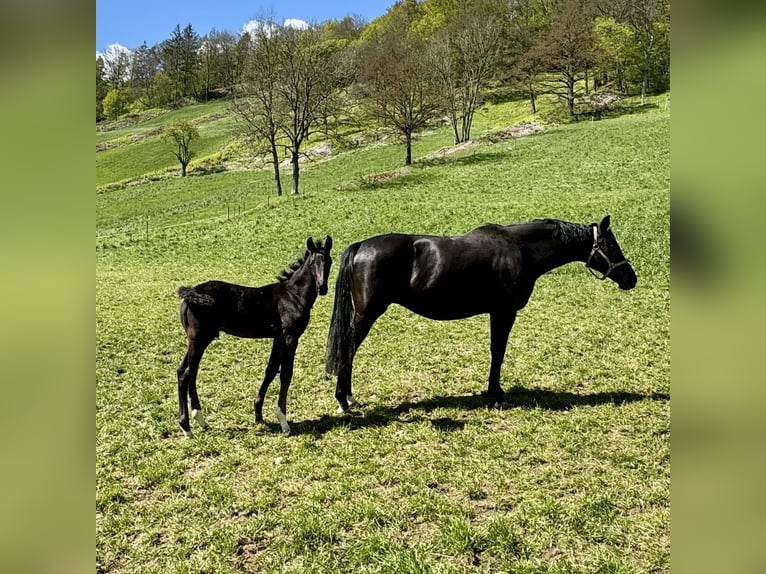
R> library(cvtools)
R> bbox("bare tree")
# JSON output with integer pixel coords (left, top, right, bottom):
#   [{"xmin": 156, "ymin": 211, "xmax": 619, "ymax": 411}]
[
  {"xmin": 532, "ymin": 0, "xmax": 597, "ymax": 118},
  {"xmin": 360, "ymin": 15, "xmax": 440, "ymax": 166},
  {"xmin": 163, "ymin": 121, "xmax": 199, "ymax": 176},
  {"xmin": 231, "ymin": 21, "xmax": 285, "ymax": 196},
  {"xmin": 274, "ymin": 25, "xmax": 350, "ymax": 195},
  {"xmin": 428, "ymin": 1, "xmax": 502, "ymax": 144}
]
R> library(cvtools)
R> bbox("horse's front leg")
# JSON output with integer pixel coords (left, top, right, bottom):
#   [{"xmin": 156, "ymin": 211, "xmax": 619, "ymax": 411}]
[
  {"xmin": 488, "ymin": 312, "xmax": 516, "ymax": 407},
  {"xmin": 255, "ymin": 338, "xmax": 282, "ymax": 423},
  {"xmin": 275, "ymin": 336, "xmax": 298, "ymax": 433}
]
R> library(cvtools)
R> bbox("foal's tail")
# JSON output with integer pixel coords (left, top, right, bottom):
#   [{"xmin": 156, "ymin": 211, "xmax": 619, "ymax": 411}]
[{"xmin": 326, "ymin": 243, "xmax": 360, "ymax": 377}]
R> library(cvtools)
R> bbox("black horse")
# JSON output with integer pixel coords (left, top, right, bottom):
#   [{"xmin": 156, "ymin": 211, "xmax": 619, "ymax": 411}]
[
  {"xmin": 326, "ymin": 216, "xmax": 636, "ymax": 412},
  {"xmin": 176, "ymin": 236, "xmax": 333, "ymax": 436}
]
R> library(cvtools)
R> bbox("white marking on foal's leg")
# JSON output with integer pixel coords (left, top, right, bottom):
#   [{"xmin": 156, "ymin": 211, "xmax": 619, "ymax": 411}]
[
  {"xmin": 346, "ymin": 395, "xmax": 356, "ymax": 406},
  {"xmin": 337, "ymin": 405, "xmax": 347, "ymax": 414},
  {"xmin": 191, "ymin": 409, "xmax": 208, "ymax": 429},
  {"xmin": 275, "ymin": 405, "xmax": 290, "ymax": 433},
  {"xmin": 182, "ymin": 428, "xmax": 193, "ymax": 439}
]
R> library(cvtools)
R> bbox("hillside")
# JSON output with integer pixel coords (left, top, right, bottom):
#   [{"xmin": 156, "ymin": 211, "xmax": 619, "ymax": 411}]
[{"xmin": 97, "ymin": 96, "xmax": 670, "ymax": 574}]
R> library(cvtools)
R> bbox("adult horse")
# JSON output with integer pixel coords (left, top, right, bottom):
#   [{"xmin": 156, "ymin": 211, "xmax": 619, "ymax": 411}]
[
  {"xmin": 177, "ymin": 236, "xmax": 332, "ymax": 437},
  {"xmin": 326, "ymin": 216, "xmax": 636, "ymax": 412}
]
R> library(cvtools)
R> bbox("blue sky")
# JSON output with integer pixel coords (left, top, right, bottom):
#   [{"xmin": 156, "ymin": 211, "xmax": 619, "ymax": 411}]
[{"xmin": 96, "ymin": 0, "xmax": 393, "ymax": 52}]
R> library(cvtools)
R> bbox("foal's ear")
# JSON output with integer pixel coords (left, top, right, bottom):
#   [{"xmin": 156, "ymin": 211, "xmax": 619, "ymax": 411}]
[
  {"xmin": 599, "ymin": 215, "xmax": 611, "ymax": 233},
  {"xmin": 307, "ymin": 237, "xmax": 317, "ymax": 251},
  {"xmin": 324, "ymin": 235, "xmax": 333, "ymax": 252}
]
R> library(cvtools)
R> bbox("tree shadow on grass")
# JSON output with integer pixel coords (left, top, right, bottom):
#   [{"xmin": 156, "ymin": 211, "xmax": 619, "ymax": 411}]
[{"xmin": 291, "ymin": 387, "xmax": 669, "ymax": 436}]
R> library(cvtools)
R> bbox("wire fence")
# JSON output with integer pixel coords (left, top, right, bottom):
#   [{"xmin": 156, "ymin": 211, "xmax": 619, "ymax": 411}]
[{"xmin": 95, "ymin": 200, "xmax": 266, "ymax": 241}]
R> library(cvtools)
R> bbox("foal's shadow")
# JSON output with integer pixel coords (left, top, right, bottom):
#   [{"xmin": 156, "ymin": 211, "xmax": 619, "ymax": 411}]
[{"xmin": 291, "ymin": 387, "xmax": 669, "ymax": 436}]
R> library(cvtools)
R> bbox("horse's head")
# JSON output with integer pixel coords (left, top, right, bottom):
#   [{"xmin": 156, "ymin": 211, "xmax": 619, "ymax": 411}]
[
  {"xmin": 307, "ymin": 235, "xmax": 333, "ymax": 295},
  {"xmin": 586, "ymin": 216, "xmax": 637, "ymax": 290}
]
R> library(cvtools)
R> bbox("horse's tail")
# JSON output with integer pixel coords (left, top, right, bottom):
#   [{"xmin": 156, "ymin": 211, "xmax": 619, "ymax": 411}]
[
  {"xmin": 326, "ymin": 243, "xmax": 360, "ymax": 377},
  {"xmin": 177, "ymin": 286, "xmax": 216, "ymax": 307}
]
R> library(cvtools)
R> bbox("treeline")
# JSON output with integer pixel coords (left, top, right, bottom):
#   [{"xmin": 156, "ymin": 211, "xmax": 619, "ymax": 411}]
[{"xmin": 97, "ymin": 0, "xmax": 669, "ymax": 194}]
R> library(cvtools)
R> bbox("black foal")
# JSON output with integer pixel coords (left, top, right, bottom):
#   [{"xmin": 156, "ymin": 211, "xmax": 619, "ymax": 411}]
[{"xmin": 176, "ymin": 236, "xmax": 332, "ymax": 436}]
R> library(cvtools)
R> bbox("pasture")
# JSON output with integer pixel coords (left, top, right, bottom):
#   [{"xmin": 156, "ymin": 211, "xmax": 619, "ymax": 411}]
[{"xmin": 96, "ymin": 98, "xmax": 669, "ymax": 573}]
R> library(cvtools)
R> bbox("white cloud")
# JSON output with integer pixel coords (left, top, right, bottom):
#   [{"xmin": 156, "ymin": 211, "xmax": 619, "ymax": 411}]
[
  {"xmin": 241, "ymin": 17, "xmax": 309, "ymax": 38},
  {"xmin": 97, "ymin": 42, "xmax": 132, "ymax": 61},
  {"xmin": 283, "ymin": 18, "xmax": 309, "ymax": 30}
]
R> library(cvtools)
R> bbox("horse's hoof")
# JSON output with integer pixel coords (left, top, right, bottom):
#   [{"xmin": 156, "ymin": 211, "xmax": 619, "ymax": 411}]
[
  {"xmin": 337, "ymin": 405, "xmax": 349, "ymax": 415},
  {"xmin": 181, "ymin": 428, "xmax": 193, "ymax": 438},
  {"xmin": 275, "ymin": 406, "xmax": 290, "ymax": 433},
  {"xmin": 346, "ymin": 394, "xmax": 356, "ymax": 406},
  {"xmin": 492, "ymin": 401, "xmax": 505, "ymax": 410},
  {"xmin": 191, "ymin": 409, "xmax": 208, "ymax": 429}
]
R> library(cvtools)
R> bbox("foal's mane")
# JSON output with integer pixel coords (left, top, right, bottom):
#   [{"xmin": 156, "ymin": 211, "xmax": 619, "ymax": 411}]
[{"xmin": 277, "ymin": 238, "xmax": 328, "ymax": 282}]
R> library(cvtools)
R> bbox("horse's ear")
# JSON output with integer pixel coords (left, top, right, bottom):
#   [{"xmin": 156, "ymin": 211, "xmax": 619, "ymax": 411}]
[
  {"xmin": 325, "ymin": 235, "xmax": 333, "ymax": 252},
  {"xmin": 307, "ymin": 237, "xmax": 316, "ymax": 251},
  {"xmin": 599, "ymin": 215, "xmax": 611, "ymax": 233}
]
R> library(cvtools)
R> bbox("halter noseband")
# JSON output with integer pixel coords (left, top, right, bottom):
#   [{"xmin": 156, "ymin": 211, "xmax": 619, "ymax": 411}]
[{"xmin": 586, "ymin": 225, "xmax": 630, "ymax": 280}]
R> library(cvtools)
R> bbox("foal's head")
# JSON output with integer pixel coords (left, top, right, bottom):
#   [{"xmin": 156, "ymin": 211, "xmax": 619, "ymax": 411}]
[
  {"xmin": 306, "ymin": 236, "xmax": 333, "ymax": 295},
  {"xmin": 586, "ymin": 216, "xmax": 638, "ymax": 290}
]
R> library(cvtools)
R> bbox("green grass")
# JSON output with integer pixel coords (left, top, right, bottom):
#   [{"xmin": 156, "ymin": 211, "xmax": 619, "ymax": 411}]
[{"xmin": 97, "ymin": 97, "xmax": 669, "ymax": 573}]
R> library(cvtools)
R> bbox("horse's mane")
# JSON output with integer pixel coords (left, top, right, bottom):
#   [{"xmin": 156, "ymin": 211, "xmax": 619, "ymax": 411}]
[
  {"xmin": 523, "ymin": 218, "xmax": 591, "ymax": 244},
  {"xmin": 277, "ymin": 238, "xmax": 328, "ymax": 282}
]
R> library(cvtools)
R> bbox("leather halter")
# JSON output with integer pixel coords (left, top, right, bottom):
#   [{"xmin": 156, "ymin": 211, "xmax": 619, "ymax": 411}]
[{"xmin": 586, "ymin": 225, "xmax": 630, "ymax": 280}]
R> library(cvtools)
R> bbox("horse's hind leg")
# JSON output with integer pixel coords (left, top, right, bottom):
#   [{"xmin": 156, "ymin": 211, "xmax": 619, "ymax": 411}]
[
  {"xmin": 336, "ymin": 306, "xmax": 385, "ymax": 412},
  {"xmin": 254, "ymin": 339, "xmax": 282, "ymax": 423},
  {"xmin": 177, "ymin": 352, "xmax": 192, "ymax": 437},
  {"xmin": 177, "ymin": 336, "xmax": 212, "ymax": 437}
]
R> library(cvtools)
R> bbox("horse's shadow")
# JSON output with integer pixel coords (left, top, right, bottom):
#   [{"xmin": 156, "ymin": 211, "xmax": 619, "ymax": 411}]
[{"xmin": 291, "ymin": 387, "xmax": 669, "ymax": 436}]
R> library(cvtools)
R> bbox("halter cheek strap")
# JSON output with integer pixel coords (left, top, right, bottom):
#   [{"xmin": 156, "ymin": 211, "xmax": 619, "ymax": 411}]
[{"xmin": 586, "ymin": 225, "xmax": 630, "ymax": 280}]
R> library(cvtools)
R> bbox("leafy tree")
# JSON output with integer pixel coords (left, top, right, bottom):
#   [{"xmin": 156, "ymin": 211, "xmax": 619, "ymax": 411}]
[
  {"xmin": 161, "ymin": 24, "xmax": 201, "ymax": 102},
  {"xmin": 593, "ymin": 16, "xmax": 637, "ymax": 93},
  {"xmin": 102, "ymin": 88, "xmax": 131, "ymax": 120},
  {"xmin": 96, "ymin": 57, "xmax": 108, "ymax": 121},
  {"xmin": 597, "ymin": 0, "xmax": 670, "ymax": 99},
  {"xmin": 163, "ymin": 121, "xmax": 199, "ymax": 176}
]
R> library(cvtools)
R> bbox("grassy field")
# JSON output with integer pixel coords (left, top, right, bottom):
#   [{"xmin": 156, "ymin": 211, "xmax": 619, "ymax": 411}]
[{"xmin": 96, "ymin": 96, "xmax": 669, "ymax": 573}]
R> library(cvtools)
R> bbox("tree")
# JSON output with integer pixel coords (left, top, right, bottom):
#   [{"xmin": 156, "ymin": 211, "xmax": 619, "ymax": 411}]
[
  {"xmin": 100, "ymin": 43, "xmax": 132, "ymax": 89},
  {"xmin": 102, "ymin": 88, "xmax": 131, "ymax": 120},
  {"xmin": 96, "ymin": 57, "xmax": 108, "ymax": 121},
  {"xmin": 163, "ymin": 121, "xmax": 199, "ymax": 176},
  {"xmin": 275, "ymin": 25, "xmax": 351, "ymax": 194},
  {"xmin": 532, "ymin": 0, "xmax": 597, "ymax": 118},
  {"xmin": 231, "ymin": 20, "xmax": 285, "ymax": 196},
  {"xmin": 161, "ymin": 24, "xmax": 201, "ymax": 102},
  {"xmin": 129, "ymin": 42, "xmax": 161, "ymax": 108},
  {"xmin": 597, "ymin": 0, "xmax": 670, "ymax": 99},
  {"xmin": 593, "ymin": 16, "xmax": 637, "ymax": 94},
  {"xmin": 428, "ymin": 0, "xmax": 502, "ymax": 144},
  {"xmin": 360, "ymin": 9, "xmax": 440, "ymax": 165}
]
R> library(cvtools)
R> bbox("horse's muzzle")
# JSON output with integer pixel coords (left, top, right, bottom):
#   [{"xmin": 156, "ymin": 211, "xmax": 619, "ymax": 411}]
[{"xmin": 618, "ymin": 272, "xmax": 638, "ymax": 290}]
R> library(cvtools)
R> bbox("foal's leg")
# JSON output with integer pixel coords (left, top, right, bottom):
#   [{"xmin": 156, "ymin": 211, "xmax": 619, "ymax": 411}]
[
  {"xmin": 177, "ymin": 336, "xmax": 212, "ymax": 437},
  {"xmin": 335, "ymin": 306, "xmax": 385, "ymax": 413},
  {"xmin": 275, "ymin": 336, "xmax": 298, "ymax": 433},
  {"xmin": 488, "ymin": 312, "xmax": 517, "ymax": 407},
  {"xmin": 254, "ymin": 339, "xmax": 282, "ymax": 423}
]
